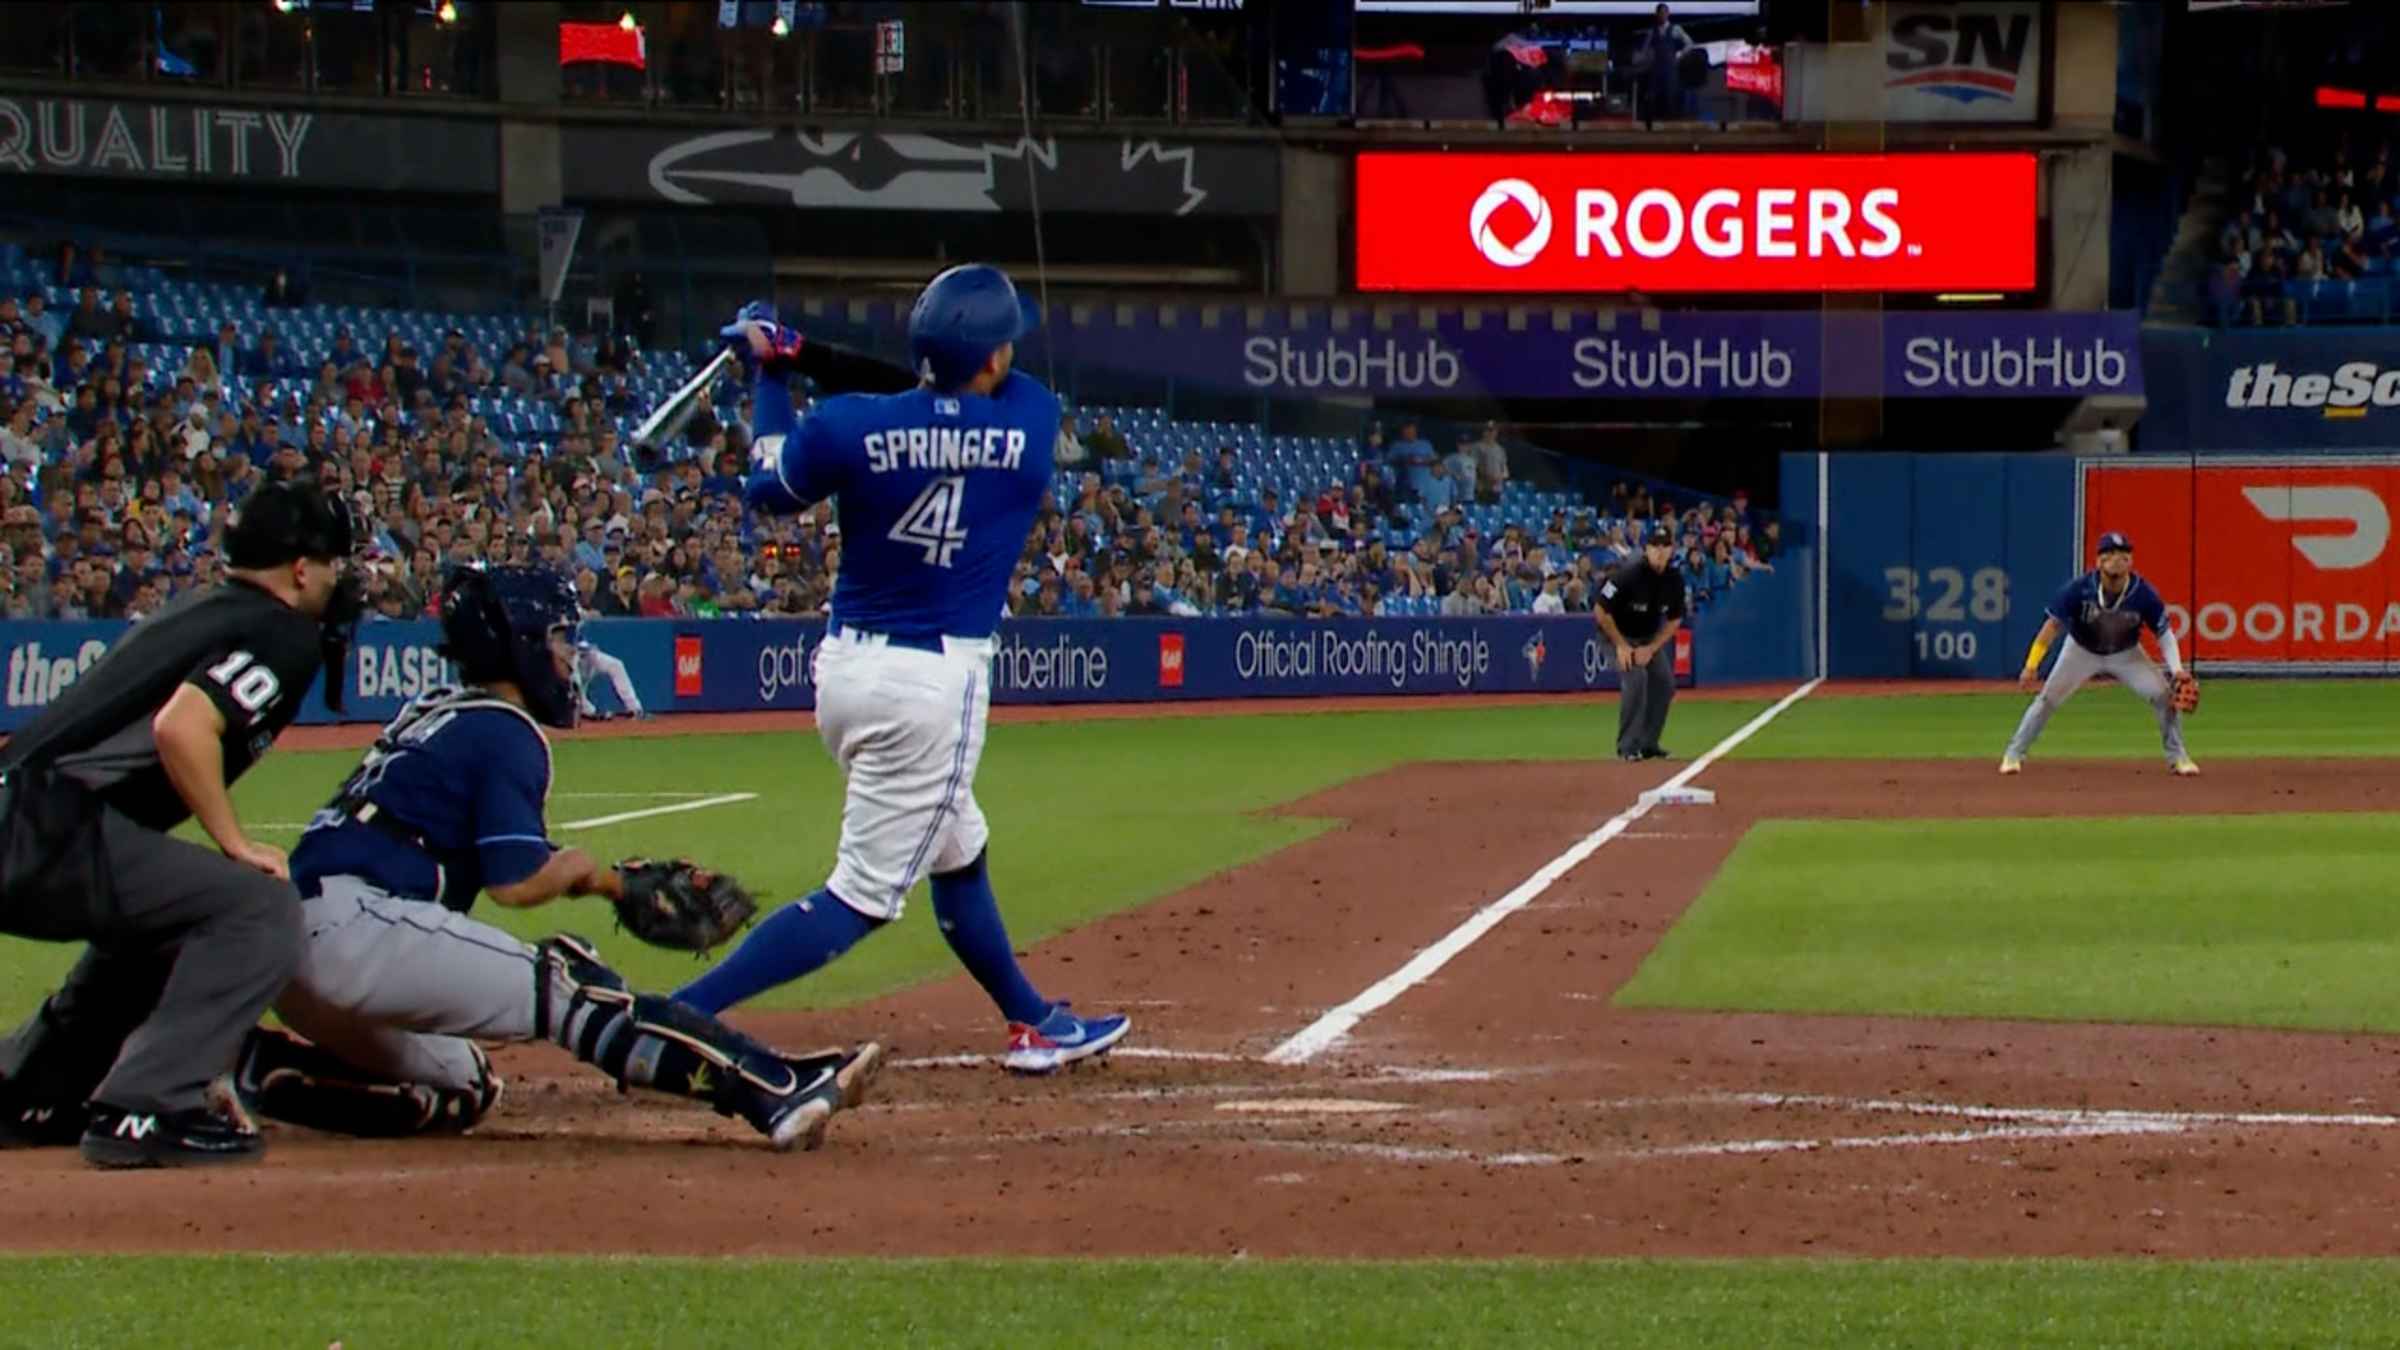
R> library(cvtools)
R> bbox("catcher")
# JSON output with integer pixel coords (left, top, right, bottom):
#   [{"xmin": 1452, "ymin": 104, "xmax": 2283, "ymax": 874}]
[
  {"xmin": 2001, "ymin": 531, "xmax": 2200, "ymax": 777},
  {"xmin": 235, "ymin": 563, "xmax": 881, "ymax": 1151}
]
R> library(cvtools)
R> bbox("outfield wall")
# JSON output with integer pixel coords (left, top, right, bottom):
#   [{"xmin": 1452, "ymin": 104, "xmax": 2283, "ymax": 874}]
[
  {"xmin": 1784, "ymin": 450, "xmax": 2400, "ymax": 678},
  {"xmin": 0, "ymin": 602, "xmax": 1829, "ymax": 731}
]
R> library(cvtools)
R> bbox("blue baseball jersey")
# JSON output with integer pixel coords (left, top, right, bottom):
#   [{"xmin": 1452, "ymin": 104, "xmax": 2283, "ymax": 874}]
[
  {"xmin": 291, "ymin": 687, "xmax": 554, "ymax": 913},
  {"xmin": 761, "ymin": 372, "xmax": 1058, "ymax": 638},
  {"xmin": 2046, "ymin": 571, "xmax": 2168, "ymax": 656}
]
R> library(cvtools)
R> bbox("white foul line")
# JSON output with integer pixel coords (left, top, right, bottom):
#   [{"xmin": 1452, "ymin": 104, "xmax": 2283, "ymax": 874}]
[
  {"xmin": 556, "ymin": 793, "xmax": 757, "ymax": 830},
  {"xmin": 1264, "ymin": 678, "xmax": 1824, "ymax": 1066},
  {"xmin": 252, "ymin": 791, "xmax": 757, "ymax": 834}
]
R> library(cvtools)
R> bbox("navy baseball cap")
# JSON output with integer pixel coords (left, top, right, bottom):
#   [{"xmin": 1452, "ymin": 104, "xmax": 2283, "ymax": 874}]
[
  {"xmin": 2098, "ymin": 531, "xmax": 2133, "ymax": 554},
  {"xmin": 1644, "ymin": 525, "xmax": 1673, "ymax": 546}
]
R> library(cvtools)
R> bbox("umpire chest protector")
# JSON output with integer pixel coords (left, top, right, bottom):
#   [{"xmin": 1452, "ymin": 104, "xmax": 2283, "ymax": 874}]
[{"xmin": 1600, "ymin": 560, "xmax": 1686, "ymax": 643}]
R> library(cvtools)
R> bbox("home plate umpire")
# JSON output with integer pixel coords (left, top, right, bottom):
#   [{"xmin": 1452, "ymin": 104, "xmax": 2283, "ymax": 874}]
[{"xmin": 0, "ymin": 481, "xmax": 360, "ymax": 1168}]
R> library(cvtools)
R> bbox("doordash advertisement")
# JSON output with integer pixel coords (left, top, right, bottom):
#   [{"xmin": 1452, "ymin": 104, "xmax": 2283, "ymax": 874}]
[
  {"xmin": 1355, "ymin": 152, "xmax": 2038, "ymax": 294},
  {"xmin": 2081, "ymin": 459, "xmax": 2400, "ymax": 668}
]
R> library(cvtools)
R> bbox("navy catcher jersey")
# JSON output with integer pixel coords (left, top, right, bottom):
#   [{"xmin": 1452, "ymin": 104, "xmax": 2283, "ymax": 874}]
[
  {"xmin": 765, "ymin": 371, "xmax": 1058, "ymax": 638},
  {"xmin": 291, "ymin": 687, "xmax": 554, "ymax": 912},
  {"xmin": 2047, "ymin": 572, "xmax": 2168, "ymax": 656}
]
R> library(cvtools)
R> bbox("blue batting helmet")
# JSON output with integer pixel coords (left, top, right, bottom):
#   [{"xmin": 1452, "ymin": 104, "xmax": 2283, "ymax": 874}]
[
  {"xmin": 439, "ymin": 564, "xmax": 583, "ymax": 729},
  {"xmin": 908, "ymin": 264, "xmax": 1040, "ymax": 392}
]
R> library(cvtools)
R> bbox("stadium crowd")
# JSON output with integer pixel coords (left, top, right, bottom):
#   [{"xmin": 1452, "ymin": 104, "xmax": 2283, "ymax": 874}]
[
  {"xmin": 0, "ymin": 253, "xmax": 1775, "ymax": 626},
  {"xmin": 2209, "ymin": 130, "xmax": 2400, "ymax": 325}
]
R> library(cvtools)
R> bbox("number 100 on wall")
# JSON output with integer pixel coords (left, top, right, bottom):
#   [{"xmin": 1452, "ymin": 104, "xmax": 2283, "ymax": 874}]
[{"xmin": 1884, "ymin": 566, "xmax": 2009, "ymax": 667}]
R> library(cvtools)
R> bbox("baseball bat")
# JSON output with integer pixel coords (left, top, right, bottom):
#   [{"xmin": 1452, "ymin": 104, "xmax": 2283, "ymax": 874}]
[{"xmin": 630, "ymin": 346, "xmax": 739, "ymax": 461}]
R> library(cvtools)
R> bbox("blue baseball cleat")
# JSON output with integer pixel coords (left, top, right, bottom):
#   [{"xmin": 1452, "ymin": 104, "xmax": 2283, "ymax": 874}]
[{"xmin": 1003, "ymin": 1002, "xmax": 1131, "ymax": 1075}]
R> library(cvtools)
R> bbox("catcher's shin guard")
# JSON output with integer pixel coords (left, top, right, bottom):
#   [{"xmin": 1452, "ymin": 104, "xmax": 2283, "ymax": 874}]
[
  {"xmin": 234, "ymin": 1028, "xmax": 501, "ymax": 1138},
  {"xmin": 534, "ymin": 935, "xmax": 828, "ymax": 1138}
]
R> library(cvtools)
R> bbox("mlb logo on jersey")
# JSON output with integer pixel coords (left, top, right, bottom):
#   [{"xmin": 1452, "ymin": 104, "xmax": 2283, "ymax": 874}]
[
  {"xmin": 674, "ymin": 636, "xmax": 704, "ymax": 697},
  {"xmin": 1157, "ymin": 632, "xmax": 1186, "ymax": 688}
]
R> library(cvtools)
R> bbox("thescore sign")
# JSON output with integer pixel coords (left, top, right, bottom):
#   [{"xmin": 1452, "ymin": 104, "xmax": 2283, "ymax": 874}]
[{"xmin": 1355, "ymin": 153, "xmax": 2037, "ymax": 293}]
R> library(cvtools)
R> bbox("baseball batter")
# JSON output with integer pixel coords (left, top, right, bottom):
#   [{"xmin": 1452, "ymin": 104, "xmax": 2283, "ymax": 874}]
[
  {"xmin": 671, "ymin": 270, "xmax": 1130, "ymax": 1074},
  {"xmin": 2001, "ymin": 531, "xmax": 2199, "ymax": 777},
  {"xmin": 240, "ymin": 564, "xmax": 881, "ymax": 1150}
]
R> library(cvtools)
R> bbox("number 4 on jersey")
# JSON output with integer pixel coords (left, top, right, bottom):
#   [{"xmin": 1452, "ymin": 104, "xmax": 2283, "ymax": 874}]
[{"xmin": 889, "ymin": 475, "xmax": 970, "ymax": 568}]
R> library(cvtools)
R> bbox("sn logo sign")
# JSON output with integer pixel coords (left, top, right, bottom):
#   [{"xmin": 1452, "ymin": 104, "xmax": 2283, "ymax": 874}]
[{"xmin": 1887, "ymin": 7, "xmax": 2034, "ymax": 104}]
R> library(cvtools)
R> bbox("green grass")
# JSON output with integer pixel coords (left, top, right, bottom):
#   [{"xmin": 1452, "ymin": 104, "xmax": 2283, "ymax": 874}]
[
  {"xmin": 1617, "ymin": 813, "xmax": 2400, "ymax": 1030},
  {"xmin": 1738, "ymin": 678, "xmax": 2400, "ymax": 760},
  {"xmin": 10, "ymin": 1254, "xmax": 2400, "ymax": 1349},
  {"xmin": 0, "ymin": 700, "xmax": 1768, "ymax": 1025}
]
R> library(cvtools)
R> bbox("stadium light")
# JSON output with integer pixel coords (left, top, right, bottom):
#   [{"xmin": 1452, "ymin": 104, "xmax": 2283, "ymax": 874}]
[
  {"xmin": 1935, "ymin": 293, "xmax": 2004, "ymax": 304},
  {"xmin": 618, "ymin": 8, "xmax": 637, "ymax": 31},
  {"xmin": 2316, "ymin": 85, "xmax": 2368, "ymax": 109},
  {"xmin": 770, "ymin": 14, "xmax": 790, "ymax": 37},
  {"xmin": 437, "ymin": 0, "xmax": 458, "ymax": 24},
  {"xmin": 271, "ymin": 0, "xmax": 297, "ymax": 12}
]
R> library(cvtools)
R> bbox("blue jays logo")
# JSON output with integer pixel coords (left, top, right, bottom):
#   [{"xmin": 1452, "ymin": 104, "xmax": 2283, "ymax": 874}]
[
  {"xmin": 1522, "ymin": 632, "xmax": 1547, "ymax": 680},
  {"xmin": 1885, "ymin": 9, "xmax": 2033, "ymax": 105}
]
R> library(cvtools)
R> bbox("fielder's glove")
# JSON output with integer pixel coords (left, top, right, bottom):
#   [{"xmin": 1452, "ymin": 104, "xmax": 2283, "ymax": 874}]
[
  {"xmin": 2171, "ymin": 669, "xmax": 2200, "ymax": 715},
  {"xmin": 612, "ymin": 858, "xmax": 759, "ymax": 953}
]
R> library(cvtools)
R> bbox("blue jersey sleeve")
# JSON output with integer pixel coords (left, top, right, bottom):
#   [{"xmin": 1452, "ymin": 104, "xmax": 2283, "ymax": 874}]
[
  {"xmin": 746, "ymin": 411, "xmax": 846, "ymax": 515},
  {"xmin": 2133, "ymin": 579, "xmax": 2170, "ymax": 634},
  {"xmin": 2045, "ymin": 576, "xmax": 2082, "ymax": 626},
  {"xmin": 471, "ymin": 717, "xmax": 553, "ymax": 889}
]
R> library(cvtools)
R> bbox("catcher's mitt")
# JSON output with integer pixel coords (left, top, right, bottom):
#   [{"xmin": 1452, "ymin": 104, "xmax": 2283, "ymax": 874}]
[
  {"xmin": 612, "ymin": 858, "xmax": 758, "ymax": 953},
  {"xmin": 2171, "ymin": 669, "xmax": 2200, "ymax": 714}
]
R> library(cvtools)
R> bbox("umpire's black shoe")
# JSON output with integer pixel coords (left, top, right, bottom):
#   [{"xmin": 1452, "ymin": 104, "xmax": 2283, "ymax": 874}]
[
  {"xmin": 80, "ymin": 1102, "xmax": 263, "ymax": 1169},
  {"xmin": 0, "ymin": 1085, "xmax": 85, "ymax": 1149},
  {"xmin": 1641, "ymin": 747, "xmax": 1672, "ymax": 760}
]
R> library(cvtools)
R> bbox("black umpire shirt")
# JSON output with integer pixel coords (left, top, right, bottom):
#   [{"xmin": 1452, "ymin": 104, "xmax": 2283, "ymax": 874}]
[
  {"xmin": 0, "ymin": 580, "xmax": 324, "ymax": 831},
  {"xmin": 1598, "ymin": 557, "xmax": 1687, "ymax": 644}
]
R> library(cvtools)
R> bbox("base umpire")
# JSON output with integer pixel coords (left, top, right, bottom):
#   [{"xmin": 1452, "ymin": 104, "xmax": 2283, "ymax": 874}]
[
  {"xmin": 1594, "ymin": 524, "xmax": 1687, "ymax": 762},
  {"xmin": 0, "ymin": 481, "xmax": 359, "ymax": 1168}
]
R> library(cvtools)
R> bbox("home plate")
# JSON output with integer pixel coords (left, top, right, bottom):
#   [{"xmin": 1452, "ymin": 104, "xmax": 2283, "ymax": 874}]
[
  {"xmin": 1216, "ymin": 1098, "xmax": 1410, "ymax": 1116},
  {"xmin": 1639, "ymin": 786, "xmax": 1716, "ymax": 807}
]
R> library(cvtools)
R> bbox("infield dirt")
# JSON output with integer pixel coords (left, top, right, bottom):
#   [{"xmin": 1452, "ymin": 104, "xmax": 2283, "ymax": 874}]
[{"xmin": 8, "ymin": 755, "xmax": 2400, "ymax": 1260}]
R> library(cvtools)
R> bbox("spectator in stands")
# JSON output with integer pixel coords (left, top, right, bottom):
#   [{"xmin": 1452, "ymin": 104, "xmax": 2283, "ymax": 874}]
[
  {"xmin": 1444, "ymin": 435, "xmax": 1480, "ymax": 504},
  {"xmin": 1531, "ymin": 573, "xmax": 1566, "ymax": 614},
  {"xmin": 2368, "ymin": 201, "xmax": 2400, "ymax": 257},
  {"xmin": 1054, "ymin": 412, "xmax": 1086, "ymax": 467},
  {"xmin": 2304, "ymin": 188, "xmax": 2341, "ymax": 240},
  {"xmin": 1469, "ymin": 422, "xmax": 1508, "ymax": 504},
  {"xmin": 2245, "ymin": 249, "xmax": 2294, "ymax": 324},
  {"xmin": 0, "ymin": 405, "xmax": 38, "ymax": 470},
  {"xmin": 1421, "ymin": 457, "xmax": 1457, "ymax": 514},
  {"xmin": 102, "ymin": 290, "xmax": 140, "ymax": 341},
  {"xmin": 2295, "ymin": 239, "xmax": 2326, "ymax": 281},
  {"xmin": 2337, "ymin": 189, "xmax": 2366, "ymax": 241},
  {"xmin": 21, "ymin": 292, "xmax": 63, "ymax": 352},
  {"xmin": 1084, "ymin": 412, "xmax": 1129, "ymax": 463},
  {"xmin": 66, "ymin": 288, "xmax": 111, "ymax": 345},
  {"xmin": 1388, "ymin": 419, "xmax": 1437, "ymax": 503}
]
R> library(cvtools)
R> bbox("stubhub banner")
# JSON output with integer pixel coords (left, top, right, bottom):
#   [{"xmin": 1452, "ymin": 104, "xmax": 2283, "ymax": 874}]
[
  {"xmin": 820, "ymin": 298, "xmax": 2141, "ymax": 401},
  {"xmin": 0, "ymin": 616, "xmax": 1693, "ymax": 731}
]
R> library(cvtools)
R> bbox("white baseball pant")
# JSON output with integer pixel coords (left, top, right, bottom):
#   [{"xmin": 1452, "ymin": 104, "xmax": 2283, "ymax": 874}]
[{"xmin": 811, "ymin": 627, "xmax": 994, "ymax": 922}]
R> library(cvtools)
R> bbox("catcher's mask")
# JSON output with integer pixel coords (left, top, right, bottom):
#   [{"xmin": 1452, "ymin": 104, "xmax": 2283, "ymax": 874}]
[{"xmin": 439, "ymin": 563, "xmax": 583, "ymax": 729}]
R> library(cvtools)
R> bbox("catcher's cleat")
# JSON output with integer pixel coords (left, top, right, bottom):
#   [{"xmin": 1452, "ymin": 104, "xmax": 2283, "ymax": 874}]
[
  {"xmin": 2172, "ymin": 757, "xmax": 2200, "ymax": 777},
  {"xmin": 80, "ymin": 1100, "xmax": 263, "ymax": 1169},
  {"xmin": 754, "ymin": 1043, "xmax": 884, "ymax": 1152}
]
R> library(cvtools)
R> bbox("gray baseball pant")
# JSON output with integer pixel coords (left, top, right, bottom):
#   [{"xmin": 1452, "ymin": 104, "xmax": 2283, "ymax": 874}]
[
  {"xmin": 1617, "ymin": 649, "xmax": 1676, "ymax": 757},
  {"xmin": 0, "ymin": 802, "xmax": 302, "ymax": 1117},
  {"xmin": 2004, "ymin": 636, "xmax": 2189, "ymax": 765}
]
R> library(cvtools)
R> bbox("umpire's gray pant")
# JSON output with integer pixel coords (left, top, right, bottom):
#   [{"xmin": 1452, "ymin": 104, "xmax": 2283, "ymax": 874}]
[
  {"xmin": 0, "ymin": 802, "xmax": 301, "ymax": 1117},
  {"xmin": 1617, "ymin": 648, "xmax": 1676, "ymax": 757}
]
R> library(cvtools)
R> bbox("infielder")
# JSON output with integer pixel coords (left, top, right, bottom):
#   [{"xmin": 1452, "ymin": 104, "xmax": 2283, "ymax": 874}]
[
  {"xmin": 2002, "ymin": 531, "xmax": 2199, "ymax": 776},
  {"xmin": 672, "ymin": 271, "xmax": 1131, "ymax": 1074},
  {"xmin": 0, "ymin": 482, "xmax": 360, "ymax": 1167},
  {"xmin": 237, "ymin": 564, "xmax": 881, "ymax": 1150},
  {"xmin": 575, "ymin": 637, "xmax": 645, "ymax": 720}
]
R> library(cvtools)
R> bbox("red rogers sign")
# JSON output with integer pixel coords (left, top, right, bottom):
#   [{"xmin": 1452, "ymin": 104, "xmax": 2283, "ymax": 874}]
[{"xmin": 1355, "ymin": 152, "xmax": 2037, "ymax": 293}]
